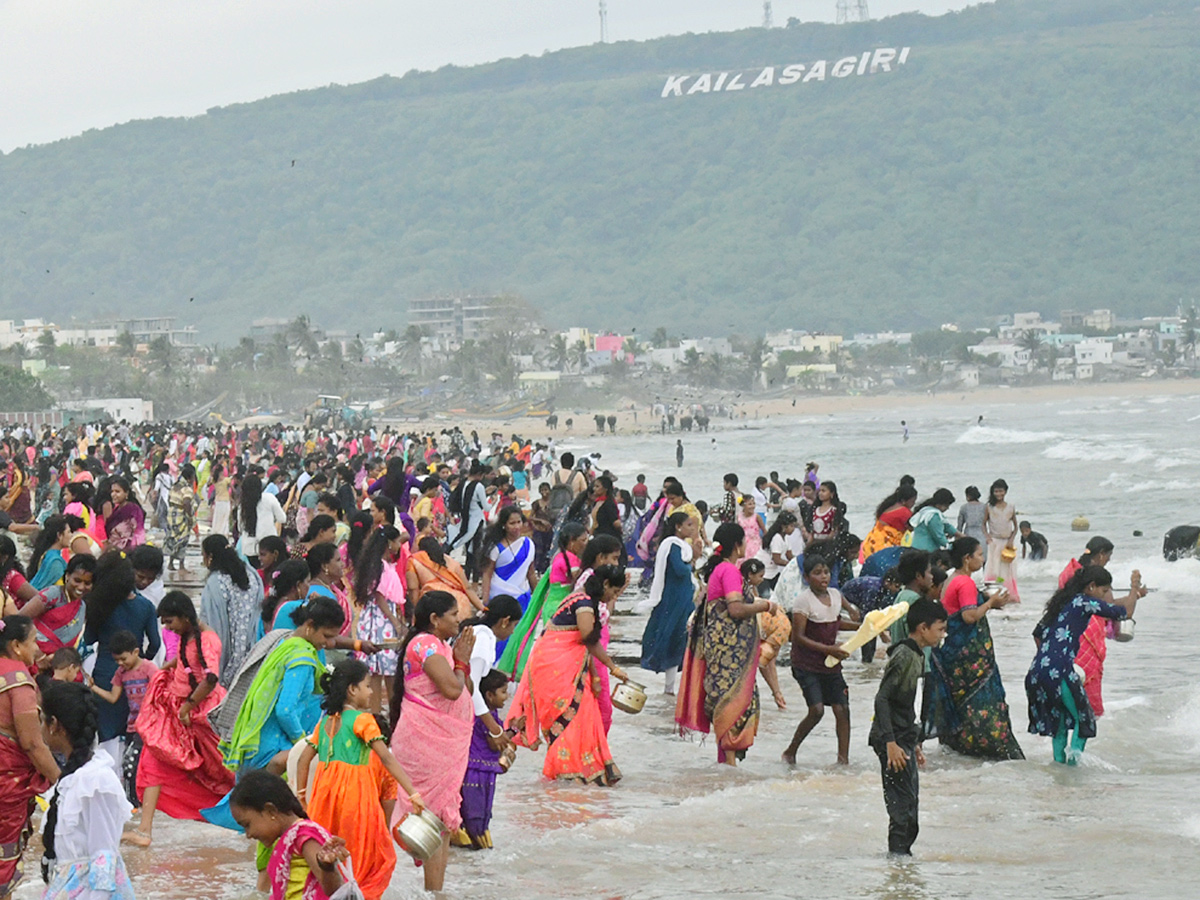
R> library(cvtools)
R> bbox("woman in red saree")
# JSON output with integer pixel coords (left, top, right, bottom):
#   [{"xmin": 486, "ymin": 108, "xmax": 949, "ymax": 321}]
[
  {"xmin": 16, "ymin": 555, "xmax": 95, "ymax": 660},
  {"xmin": 388, "ymin": 591, "xmax": 475, "ymax": 892},
  {"xmin": 0, "ymin": 615, "xmax": 61, "ymax": 899},
  {"xmin": 507, "ymin": 566, "xmax": 629, "ymax": 786}
]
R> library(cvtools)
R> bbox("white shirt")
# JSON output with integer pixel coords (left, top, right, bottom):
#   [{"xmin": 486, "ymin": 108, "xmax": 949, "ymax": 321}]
[
  {"xmin": 469, "ymin": 624, "xmax": 497, "ymax": 717},
  {"xmin": 759, "ymin": 533, "xmax": 790, "ymax": 580},
  {"xmin": 794, "ymin": 587, "xmax": 844, "ymax": 624},
  {"xmin": 241, "ymin": 493, "xmax": 286, "ymax": 555}
]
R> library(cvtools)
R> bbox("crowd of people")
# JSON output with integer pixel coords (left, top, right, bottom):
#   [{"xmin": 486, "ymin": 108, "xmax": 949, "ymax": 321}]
[{"xmin": 0, "ymin": 417, "xmax": 1148, "ymax": 899}]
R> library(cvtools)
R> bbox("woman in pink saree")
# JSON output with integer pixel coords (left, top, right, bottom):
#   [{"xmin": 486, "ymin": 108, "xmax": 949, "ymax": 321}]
[{"xmin": 388, "ymin": 591, "xmax": 474, "ymax": 892}]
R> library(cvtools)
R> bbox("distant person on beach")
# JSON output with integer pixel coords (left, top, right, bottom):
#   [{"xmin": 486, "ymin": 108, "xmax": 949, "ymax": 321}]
[
  {"xmin": 901, "ymin": 421, "xmax": 909, "ymax": 442},
  {"xmin": 1019, "ymin": 521, "xmax": 1048, "ymax": 560},
  {"xmin": 675, "ymin": 440, "xmax": 684, "ymax": 468}
]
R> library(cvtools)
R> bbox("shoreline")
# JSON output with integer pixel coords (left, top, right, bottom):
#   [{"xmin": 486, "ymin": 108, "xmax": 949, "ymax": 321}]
[{"xmin": 413, "ymin": 378, "xmax": 1200, "ymax": 438}]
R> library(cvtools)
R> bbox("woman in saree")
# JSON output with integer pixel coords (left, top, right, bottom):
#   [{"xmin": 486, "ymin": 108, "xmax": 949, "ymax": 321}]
[
  {"xmin": 0, "ymin": 615, "xmax": 61, "ymax": 900},
  {"xmin": 676, "ymin": 523, "xmax": 776, "ymax": 766},
  {"xmin": 859, "ymin": 484, "xmax": 917, "ymax": 561},
  {"xmin": 127, "ymin": 590, "xmax": 234, "ymax": 848},
  {"xmin": 507, "ymin": 567, "xmax": 627, "ymax": 784},
  {"xmin": 922, "ymin": 537, "xmax": 1024, "ymax": 760},
  {"xmin": 406, "ymin": 536, "xmax": 481, "ymax": 622},
  {"xmin": 101, "ymin": 477, "xmax": 145, "ymax": 552},
  {"xmin": 27, "ymin": 514, "xmax": 71, "ymax": 591},
  {"xmin": 17, "ymin": 554, "xmax": 95, "ymax": 661},
  {"xmin": 481, "ymin": 507, "xmax": 538, "ymax": 658},
  {"xmin": 163, "ymin": 464, "xmax": 197, "ymax": 575},
  {"xmin": 0, "ymin": 457, "xmax": 32, "ymax": 525},
  {"xmin": 199, "ymin": 534, "xmax": 264, "ymax": 687},
  {"xmin": 389, "ymin": 591, "xmax": 476, "ymax": 893},
  {"xmin": 497, "ymin": 522, "xmax": 587, "ymax": 680},
  {"xmin": 203, "ymin": 596, "xmax": 347, "ymax": 833},
  {"xmin": 640, "ymin": 512, "xmax": 697, "ymax": 700}
]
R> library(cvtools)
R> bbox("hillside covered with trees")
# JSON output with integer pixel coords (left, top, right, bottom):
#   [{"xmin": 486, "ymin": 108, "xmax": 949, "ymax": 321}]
[{"xmin": 1, "ymin": 0, "xmax": 1197, "ymax": 340}]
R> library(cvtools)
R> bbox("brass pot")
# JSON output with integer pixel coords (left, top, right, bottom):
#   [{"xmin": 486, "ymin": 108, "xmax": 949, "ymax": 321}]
[{"xmin": 611, "ymin": 680, "xmax": 647, "ymax": 714}]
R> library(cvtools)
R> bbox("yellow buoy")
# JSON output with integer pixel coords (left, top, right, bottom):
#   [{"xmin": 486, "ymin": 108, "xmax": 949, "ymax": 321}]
[{"xmin": 1071, "ymin": 516, "xmax": 1090, "ymax": 532}]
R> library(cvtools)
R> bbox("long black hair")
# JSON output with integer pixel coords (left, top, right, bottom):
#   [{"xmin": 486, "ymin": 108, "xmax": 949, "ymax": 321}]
[
  {"xmin": 987, "ymin": 478, "xmax": 1009, "ymax": 506},
  {"xmin": 289, "ymin": 594, "xmax": 346, "ymax": 631},
  {"xmin": 84, "ymin": 552, "xmax": 136, "ymax": 633},
  {"xmin": 202, "ymin": 534, "xmax": 250, "ymax": 590},
  {"xmin": 230, "ymin": 769, "xmax": 306, "ymax": 818},
  {"xmin": 320, "ymin": 658, "xmax": 370, "ymax": 715},
  {"xmin": 390, "ymin": 590, "xmax": 457, "ymax": 731},
  {"xmin": 306, "ymin": 542, "xmax": 339, "ymax": 579},
  {"xmin": 353, "ymin": 525, "xmax": 400, "ymax": 608},
  {"xmin": 0, "ymin": 615, "xmax": 34, "ymax": 656},
  {"xmin": 1079, "ymin": 536, "xmax": 1115, "ymax": 567},
  {"xmin": 416, "ymin": 534, "xmax": 447, "ymax": 567},
  {"xmin": 579, "ymin": 564, "xmax": 624, "ymax": 646},
  {"xmin": 240, "ymin": 473, "xmax": 264, "ymax": 535},
  {"xmin": 948, "ymin": 536, "xmax": 981, "ymax": 569},
  {"xmin": 701, "ymin": 523, "xmax": 745, "ymax": 582},
  {"xmin": 345, "ymin": 511, "xmax": 374, "ymax": 573},
  {"xmin": 875, "ymin": 484, "xmax": 918, "ymax": 520},
  {"xmin": 109, "ymin": 475, "xmax": 141, "ymax": 508},
  {"xmin": 914, "ymin": 487, "xmax": 956, "ymax": 513},
  {"xmin": 40, "ymin": 682, "xmax": 99, "ymax": 878},
  {"xmin": 263, "ymin": 559, "xmax": 310, "ymax": 627},
  {"xmin": 762, "ymin": 511, "xmax": 797, "ymax": 550},
  {"xmin": 483, "ymin": 506, "xmax": 525, "ymax": 559},
  {"xmin": 28, "ymin": 514, "xmax": 69, "ymax": 577},
  {"xmin": 299, "ymin": 514, "xmax": 337, "ymax": 544},
  {"xmin": 0, "ymin": 535, "xmax": 25, "ymax": 582},
  {"xmin": 1040, "ymin": 565, "xmax": 1113, "ymax": 629},
  {"xmin": 578, "ymin": 534, "xmax": 623, "ymax": 572},
  {"xmin": 159, "ymin": 590, "xmax": 213, "ymax": 691}
]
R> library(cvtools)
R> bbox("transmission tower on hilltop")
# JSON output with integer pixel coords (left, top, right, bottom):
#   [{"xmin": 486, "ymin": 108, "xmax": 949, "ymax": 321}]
[
  {"xmin": 599, "ymin": 1, "xmax": 608, "ymax": 43},
  {"xmin": 836, "ymin": 0, "xmax": 869, "ymax": 23},
  {"xmin": 763, "ymin": 2, "xmax": 774, "ymax": 28}
]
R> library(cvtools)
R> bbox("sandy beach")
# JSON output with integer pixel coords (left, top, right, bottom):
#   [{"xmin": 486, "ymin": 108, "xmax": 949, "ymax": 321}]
[{"xmin": 418, "ymin": 377, "xmax": 1200, "ymax": 438}]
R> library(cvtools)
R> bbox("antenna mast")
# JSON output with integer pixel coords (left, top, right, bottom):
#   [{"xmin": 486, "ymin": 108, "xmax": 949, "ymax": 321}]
[
  {"xmin": 763, "ymin": 1, "xmax": 773, "ymax": 28},
  {"xmin": 836, "ymin": 0, "xmax": 869, "ymax": 23},
  {"xmin": 599, "ymin": 1, "xmax": 608, "ymax": 43}
]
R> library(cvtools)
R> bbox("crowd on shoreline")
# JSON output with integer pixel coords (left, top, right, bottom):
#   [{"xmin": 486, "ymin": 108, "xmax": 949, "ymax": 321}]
[{"xmin": 0, "ymin": 418, "xmax": 1148, "ymax": 898}]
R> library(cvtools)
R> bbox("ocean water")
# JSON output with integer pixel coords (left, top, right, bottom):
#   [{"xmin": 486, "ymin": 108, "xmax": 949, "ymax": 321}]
[{"xmin": 20, "ymin": 390, "xmax": 1200, "ymax": 900}]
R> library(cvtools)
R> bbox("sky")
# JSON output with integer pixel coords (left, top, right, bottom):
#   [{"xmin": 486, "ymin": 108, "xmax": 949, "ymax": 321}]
[{"xmin": 1, "ymin": 0, "xmax": 972, "ymax": 152}]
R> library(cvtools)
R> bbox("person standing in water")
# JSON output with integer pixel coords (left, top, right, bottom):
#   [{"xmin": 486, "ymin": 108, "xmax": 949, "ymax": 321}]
[{"xmin": 675, "ymin": 440, "xmax": 684, "ymax": 468}]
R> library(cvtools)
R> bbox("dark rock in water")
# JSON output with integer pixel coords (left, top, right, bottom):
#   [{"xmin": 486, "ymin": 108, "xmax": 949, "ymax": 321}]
[
  {"xmin": 1163, "ymin": 525, "xmax": 1200, "ymax": 561},
  {"xmin": 1133, "ymin": 530, "xmax": 1143, "ymax": 537}
]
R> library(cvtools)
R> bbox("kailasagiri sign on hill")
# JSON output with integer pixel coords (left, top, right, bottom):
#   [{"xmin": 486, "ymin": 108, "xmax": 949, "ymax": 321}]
[{"xmin": 661, "ymin": 47, "xmax": 911, "ymax": 98}]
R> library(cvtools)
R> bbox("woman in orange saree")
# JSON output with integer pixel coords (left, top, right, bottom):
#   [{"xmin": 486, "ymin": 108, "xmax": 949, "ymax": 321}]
[
  {"xmin": 405, "ymin": 537, "xmax": 482, "ymax": 621},
  {"xmin": 507, "ymin": 567, "xmax": 628, "ymax": 785},
  {"xmin": 859, "ymin": 485, "xmax": 917, "ymax": 561}
]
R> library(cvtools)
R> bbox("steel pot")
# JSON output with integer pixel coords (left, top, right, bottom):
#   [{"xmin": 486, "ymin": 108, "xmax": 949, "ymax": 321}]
[
  {"xmin": 1113, "ymin": 618, "xmax": 1135, "ymax": 643},
  {"xmin": 393, "ymin": 809, "xmax": 445, "ymax": 862},
  {"xmin": 611, "ymin": 680, "xmax": 647, "ymax": 714}
]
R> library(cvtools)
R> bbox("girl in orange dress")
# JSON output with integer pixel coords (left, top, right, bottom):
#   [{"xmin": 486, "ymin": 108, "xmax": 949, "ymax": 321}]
[{"xmin": 296, "ymin": 659, "xmax": 423, "ymax": 900}]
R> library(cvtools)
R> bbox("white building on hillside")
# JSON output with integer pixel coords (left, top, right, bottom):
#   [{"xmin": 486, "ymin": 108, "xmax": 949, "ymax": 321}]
[
  {"xmin": 968, "ymin": 341, "xmax": 1031, "ymax": 369},
  {"xmin": 1074, "ymin": 339, "xmax": 1113, "ymax": 365}
]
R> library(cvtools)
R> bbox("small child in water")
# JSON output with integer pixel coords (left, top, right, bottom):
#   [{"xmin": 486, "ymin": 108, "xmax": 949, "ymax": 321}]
[{"xmin": 1020, "ymin": 522, "xmax": 1048, "ymax": 560}]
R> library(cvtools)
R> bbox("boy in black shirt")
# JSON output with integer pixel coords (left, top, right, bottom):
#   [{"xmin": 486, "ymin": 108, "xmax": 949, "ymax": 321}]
[
  {"xmin": 868, "ymin": 597, "xmax": 947, "ymax": 855},
  {"xmin": 1019, "ymin": 521, "xmax": 1049, "ymax": 560}
]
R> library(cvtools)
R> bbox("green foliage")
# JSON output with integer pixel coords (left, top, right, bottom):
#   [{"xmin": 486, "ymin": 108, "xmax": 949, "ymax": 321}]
[
  {"xmin": 0, "ymin": 365, "xmax": 54, "ymax": 410},
  {"xmin": 0, "ymin": 0, "xmax": 1195, "ymax": 339}
]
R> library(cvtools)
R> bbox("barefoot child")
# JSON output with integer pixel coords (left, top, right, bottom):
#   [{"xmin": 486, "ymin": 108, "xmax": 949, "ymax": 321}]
[
  {"xmin": 748, "ymin": 559, "xmax": 790, "ymax": 711},
  {"xmin": 869, "ymin": 597, "xmax": 947, "ymax": 856},
  {"xmin": 40, "ymin": 681, "xmax": 135, "ymax": 899},
  {"xmin": 230, "ymin": 769, "xmax": 351, "ymax": 900},
  {"xmin": 782, "ymin": 555, "xmax": 857, "ymax": 766},
  {"xmin": 89, "ymin": 630, "xmax": 159, "ymax": 806},
  {"xmin": 296, "ymin": 659, "xmax": 423, "ymax": 900},
  {"xmin": 454, "ymin": 669, "xmax": 514, "ymax": 849}
]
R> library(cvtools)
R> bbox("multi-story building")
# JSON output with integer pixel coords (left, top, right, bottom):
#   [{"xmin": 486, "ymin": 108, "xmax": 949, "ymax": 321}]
[{"xmin": 408, "ymin": 295, "xmax": 502, "ymax": 345}]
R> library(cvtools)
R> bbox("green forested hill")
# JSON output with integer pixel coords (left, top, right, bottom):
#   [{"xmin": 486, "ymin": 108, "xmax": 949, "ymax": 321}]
[{"xmin": 2, "ymin": 0, "xmax": 1198, "ymax": 340}]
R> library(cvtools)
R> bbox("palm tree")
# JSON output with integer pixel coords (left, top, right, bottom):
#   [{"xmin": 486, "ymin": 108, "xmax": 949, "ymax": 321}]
[
  {"xmin": 287, "ymin": 315, "xmax": 320, "ymax": 359},
  {"xmin": 401, "ymin": 325, "xmax": 425, "ymax": 374},
  {"xmin": 547, "ymin": 333, "xmax": 570, "ymax": 371},
  {"xmin": 622, "ymin": 336, "xmax": 642, "ymax": 360},
  {"xmin": 148, "ymin": 335, "xmax": 176, "ymax": 374},
  {"xmin": 1018, "ymin": 329, "xmax": 1043, "ymax": 369},
  {"xmin": 1183, "ymin": 305, "xmax": 1198, "ymax": 371},
  {"xmin": 36, "ymin": 329, "xmax": 56, "ymax": 360},
  {"xmin": 572, "ymin": 340, "xmax": 589, "ymax": 373},
  {"xmin": 744, "ymin": 335, "xmax": 768, "ymax": 390},
  {"xmin": 651, "ymin": 326, "xmax": 670, "ymax": 348},
  {"xmin": 681, "ymin": 347, "xmax": 703, "ymax": 385}
]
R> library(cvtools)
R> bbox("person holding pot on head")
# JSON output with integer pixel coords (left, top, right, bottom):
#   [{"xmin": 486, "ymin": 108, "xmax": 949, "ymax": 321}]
[
  {"xmin": 0, "ymin": 615, "xmax": 61, "ymax": 899},
  {"xmin": 389, "ymin": 591, "xmax": 476, "ymax": 893}
]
